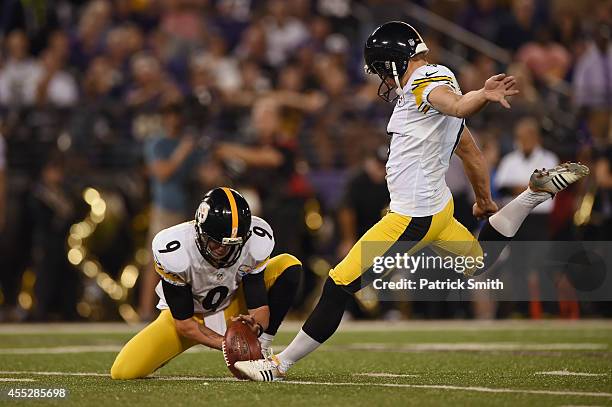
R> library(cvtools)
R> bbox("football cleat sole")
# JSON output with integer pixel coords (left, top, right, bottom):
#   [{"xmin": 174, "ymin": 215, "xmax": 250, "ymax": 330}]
[{"xmin": 529, "ymin": 162, "xmax": 589, "ymax": 197}]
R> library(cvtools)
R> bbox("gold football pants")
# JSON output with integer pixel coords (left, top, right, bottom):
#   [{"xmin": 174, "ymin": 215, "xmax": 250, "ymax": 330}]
[
  {"xmin": 110, "ymin": 253, "xmax": 301, "ymax": 379},
  {"xmin": 329, "ymin": 198, "xmax": 482, "ymax": 288}
]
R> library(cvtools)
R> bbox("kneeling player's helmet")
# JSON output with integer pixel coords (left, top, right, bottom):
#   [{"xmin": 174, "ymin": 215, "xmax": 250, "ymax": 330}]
[
  {"xmin": 364, "ymin": 21, "xmax": 429, "ymax": 102},
  {"xmin": 194, "ymin": 187, "xmax": 252, "ymax": 269}
]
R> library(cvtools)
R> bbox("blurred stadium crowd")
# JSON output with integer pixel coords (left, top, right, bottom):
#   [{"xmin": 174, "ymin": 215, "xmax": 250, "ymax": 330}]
[{"xmin": 0, "ymin": 0, "xmax": 610, "ymax": 322}]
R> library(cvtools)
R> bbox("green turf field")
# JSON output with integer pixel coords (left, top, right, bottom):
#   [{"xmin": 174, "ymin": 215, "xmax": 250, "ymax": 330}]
[{"xmin": 0, "ymin": 321, "xmax": 610, "ymax": 406}]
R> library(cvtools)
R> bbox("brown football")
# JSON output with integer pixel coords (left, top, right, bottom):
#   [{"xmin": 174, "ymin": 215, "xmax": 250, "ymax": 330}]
[{"xmin": 222, "ymin": 320, "xmax": 263, "ymax": 379}]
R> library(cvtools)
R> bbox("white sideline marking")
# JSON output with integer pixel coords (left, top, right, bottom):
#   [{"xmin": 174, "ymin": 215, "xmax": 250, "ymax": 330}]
[
  {"xmin": 348, "ymin": 343, "xmax": 608, "ymax": 352},
  {"xmin": 536, "ymin": 370, "xmax": 608, "ymax": 377},
  {"xmin": 0, "ymin": 371, "xmax": 109, "ymax": 377},
  {"xmin": 0, "ymin": 346, "xmax": 122, "ymax": 355},
  {"xmin": 0, "ymin": 371, "xmax": 225, "ymax": 380},
  {"xmin": 0, "ymin": 371, "xmax": 610, "ymax": 398},
  {"xmin": 354, "ymin": 373, "xmax": 419, "ymax": 378},
  {"xmin": 0, "ymin": 378, "xmax": 36, "ymax": 382},
  {"xmin": 0, "ymin": 345, "xmax": 217, "ymax": 355}
]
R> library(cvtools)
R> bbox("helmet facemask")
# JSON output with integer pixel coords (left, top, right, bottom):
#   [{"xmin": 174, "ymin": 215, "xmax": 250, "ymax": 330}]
[
  {"xmin": 194, "ymin": 196, "xmax": 252, "ymax": 269},
  {"xmin": 365, "ymin": 60, "xmax": 405, "ymax": 103},
  {"xmin": 195, "ymin": 224, "xmax": 250, "ymax": 269}
]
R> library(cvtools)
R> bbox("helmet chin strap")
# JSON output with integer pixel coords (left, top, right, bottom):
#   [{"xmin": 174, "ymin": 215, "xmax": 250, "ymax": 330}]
[{"xmin": 391, "ymin": 61, "xmax": 403, "ymax": 96}]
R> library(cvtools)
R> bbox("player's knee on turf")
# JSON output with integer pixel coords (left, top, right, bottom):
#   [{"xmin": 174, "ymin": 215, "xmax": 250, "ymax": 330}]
[
  {"xmin": 110, "ymin": 358, "xmax": 139, "ymax": 380},
  {"xmin": 110, "ymin": 353, "xmax": 151, "ymax": 380}
]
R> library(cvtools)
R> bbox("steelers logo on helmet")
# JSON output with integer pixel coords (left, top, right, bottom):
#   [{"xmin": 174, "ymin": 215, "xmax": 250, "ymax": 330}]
[
  {"xmin": 196, "ymin": 201, "xmax": 210, "ymax": 224},
  {"xmin": 194, "ymin": 187, "xmax": 252, "ymax": 269},
  {"xmin": 364, "ymin": 21, "xmax": 429, "ymax": 102}
]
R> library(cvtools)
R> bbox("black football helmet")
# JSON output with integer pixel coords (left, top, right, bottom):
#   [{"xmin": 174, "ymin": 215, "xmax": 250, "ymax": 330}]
[
  {"xmin": 194, "ymin": 187, "xmax": 252, "ymax": 269},
  {"xmin": 364, "ymin": 21, "xmax": 429, "ymax": 102}
]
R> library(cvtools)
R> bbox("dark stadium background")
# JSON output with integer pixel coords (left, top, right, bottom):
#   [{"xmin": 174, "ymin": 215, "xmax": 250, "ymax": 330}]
[{"xmin": 0, "ymin": 0, "xmax": 610, "ymax": 323}]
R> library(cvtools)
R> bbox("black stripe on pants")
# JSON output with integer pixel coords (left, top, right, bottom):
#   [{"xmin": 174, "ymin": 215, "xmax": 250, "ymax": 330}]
[
  {"xmin": 303, "ymin": 215, "xmax": 432, "ymax": 343},
  {"xmin": 345, "ymin": 215, "xmax": 433, "ymax": 293}
]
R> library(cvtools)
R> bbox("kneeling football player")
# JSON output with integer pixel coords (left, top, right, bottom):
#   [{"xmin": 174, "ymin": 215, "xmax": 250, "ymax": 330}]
[{"xmin": 110, "ymin": 187, "xmax": 301, "ymax": 379}]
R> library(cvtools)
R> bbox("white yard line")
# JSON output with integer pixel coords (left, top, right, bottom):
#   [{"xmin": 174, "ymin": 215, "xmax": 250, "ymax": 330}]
[
  {"xmin": 0, "ymin": 371, "xmax": 610, "ymax": 398},
  {"xmin": 0, "ymin": 378, "xmax": 36, "ymax": 382},
  {"xmin": 0, "ymin": 346, "xmax": 122, "ymax": 355},
  {"xmin": 354, "ymin": 373, "xmax": 420, "ymax": 378},
  {"xmin": 0, "ymin": 345, "xmax": 227, "ymax": 355},
  {"xmin": 536, "ymin": 371, "xmax": 608, "ymax": 377},
  {"xmin": 347, "ymin": 343, "xmax": 608, "ymax": 351},
  {"xmin": 0, "ymin": 371, "xmax": 109, "ymax": 377}
]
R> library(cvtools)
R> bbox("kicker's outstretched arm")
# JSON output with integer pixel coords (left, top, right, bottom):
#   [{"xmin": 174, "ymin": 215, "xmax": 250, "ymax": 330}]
[{"xmin": 428, "ymin": 73, "xmax": 519, "ymax": 118}]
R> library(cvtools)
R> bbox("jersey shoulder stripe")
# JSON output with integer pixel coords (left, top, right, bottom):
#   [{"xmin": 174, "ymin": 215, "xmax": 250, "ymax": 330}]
[
  {"xmin": 412, "ymin": 75, "xmax": 453, "ymax": 86},
  {"xmin": 412, "ymin": 78, "xmax": 454, "ymax": 109},
  {"xmin": 154, "ymin": 260, "xmax": 187, "ymax": 286},
  {"xmin": 410, "ymin": 65, "xmax": 458, "ymax": 112}
]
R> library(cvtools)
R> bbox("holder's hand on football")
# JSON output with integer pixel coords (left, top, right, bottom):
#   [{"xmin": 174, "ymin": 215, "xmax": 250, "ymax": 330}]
[{"xmin": 231, "ymin": 314, "xmax": 260, "ymax": 336}]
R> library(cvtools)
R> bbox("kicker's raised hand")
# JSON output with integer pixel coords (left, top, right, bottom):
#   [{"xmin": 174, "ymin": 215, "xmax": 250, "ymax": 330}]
[{"xmin": 483, "ymin": 73, "xmax": 519, "ymax": 109}]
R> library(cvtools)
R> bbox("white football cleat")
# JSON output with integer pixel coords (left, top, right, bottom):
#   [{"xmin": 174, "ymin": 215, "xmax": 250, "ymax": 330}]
[
  {"xmin": 234, "ymin": 356, "xmax": 285, "ymax": 382},
  {"xmin": 529, "ymin": 162, "xmax": 589, "ymax": 197}
]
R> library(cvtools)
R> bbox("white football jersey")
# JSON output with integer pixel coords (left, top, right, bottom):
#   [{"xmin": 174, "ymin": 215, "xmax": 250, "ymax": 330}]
[
  {"xmin": 153, "ymin": 216, "xmax": 274, "ymax": 317},
  {"xmin": 386, "ymin": 64, "xmax": 464, "ymax": 217}
]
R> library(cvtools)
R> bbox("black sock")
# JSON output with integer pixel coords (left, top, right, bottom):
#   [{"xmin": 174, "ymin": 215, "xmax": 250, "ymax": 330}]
[
  {"xmin": 302, "ymin": 277, "xmax": 351, "ymax": 343},
  {"xmin": 265, "ymin": 264, "xmax": 302, "ymax": 335},
  {"xmin": 479, "ymin": 219, "xmax": 512, "ymax": 242}
]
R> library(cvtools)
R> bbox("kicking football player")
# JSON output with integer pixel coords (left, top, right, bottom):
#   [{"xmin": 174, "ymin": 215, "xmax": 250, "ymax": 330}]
[
  {"xmin": 110, "ymin": 187, "xmax": 301, "ymax": 379},
  {"xmin": 235, "ymin": 21, "xmax": 589, "ymax": 381}
]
